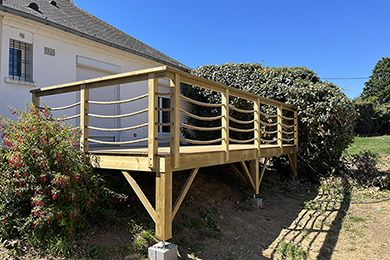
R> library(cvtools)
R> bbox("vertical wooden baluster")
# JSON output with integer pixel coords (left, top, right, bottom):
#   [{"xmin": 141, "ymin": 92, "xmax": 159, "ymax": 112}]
[
  {"xmin": 148, "ymin": 73, "xmax": 158, "ymax": 169},
  {"xmin": 80, "ymin": 84, "xmax": 89, "ymax": 153},
  {"xmin": 277, "ymin": 105, "xmax": 282, "ymax": 153},
  {"xmin": 222, "ymin": 89, "xmax": 229, "ymax": 161},
  {"xmin": 170, "ymin": 73, "xmax": 181, "ymax": 169},
  {"xmin": 254, "ymin": 98, "xmax": 261, "ymax": 158}
]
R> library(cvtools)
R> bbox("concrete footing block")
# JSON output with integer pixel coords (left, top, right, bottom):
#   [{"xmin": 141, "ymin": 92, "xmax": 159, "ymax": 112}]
[
  {"xmin": 246, "ymin": 198, "xmax": 263, "ymax": 208},
  {"xmin": 148, "ymin": 241, "xmax": 178, "ymax": 260}
]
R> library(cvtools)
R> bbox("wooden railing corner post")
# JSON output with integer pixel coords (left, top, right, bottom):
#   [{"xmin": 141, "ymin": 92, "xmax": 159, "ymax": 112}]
[
  {"xmin": 222, "ymin": 89, "xmax": 229, "ymax": 161},
  {"xmin": 32, "ymin": 92, "xmax": 40, "ymax": 108},
  {"xmin": 294, "ymin": 110, "xmax": 299, "ymax": 151},
  {"xmin": 80, "ymin": 84, "xmax": 89, "ymax": 153},
  {"xmin": 148, "ymin": 73, "xmax": 158, "ymax": 169},
  {"xmin": 170, "ymin": 73, "xmax": 181, "ymax": 169}
]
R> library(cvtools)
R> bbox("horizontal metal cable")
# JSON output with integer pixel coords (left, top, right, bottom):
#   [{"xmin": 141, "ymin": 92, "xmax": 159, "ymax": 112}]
[
  {"xmin": 229, "ymin": 105, "xmax": 255, "ymax": 114},
  {"xmin": 259, "ymin": 120, "xmax": 278, "ymax": 127},
  {"xmin": 180, "ymin": 94, "xmax": 223, "ymax": 107},
  {"xmin": 88, "ymin": 108, "xmax": 148, "ymax": 119},
  {"xmin": 229, "ymin": 126, "xmax": 255, "ymax": 133},
  {"xmin": 181, "ymin": 123, "xmax": 224, "ymax": 131},
  {"xmin": 156, "ymin": 122, "xmax": 174, "ymax": 126},
  {"xmin": 229, "ymin": 116, "xmax": 256, "ymax": 124},
  {"xmin": 229, "ymin": 137, "xmax": 256, "ymax": 144},
  {"xmin": 156, "ymin": 92, "xmax": 174, "ymax": 96},
  {"xmin": 155, "ymin": 137, "xmax": 173, "ymax": 142},
  {"xmin": 156, "ymin": 107, "xmax": 173, "ymax": 112},
  {"xmin": 259, "ymin": 111, "xmax": 278, "ymax": 118},
  {"xmin": 88, "ymin": 94, "xmax": 148, "ymax": 105},
  {"xmin": 180, "ymin": 137, "xmax": 224, "ymax": 145},
  {"xmin": 63, "ymin": 114, "xmax": 80, "ymax": 121},
  {"xmin": 281, "ymin": 115, "xmax": 295, "ymax": 121},
  {"xmin": 259, "ymin": 138, "xmax": 279, "ymax": 143},
  {"xmin": 50, "ymin": 102, "xmax": 80, "ymax": 111},
  {"xmin": 180, "ymin": 109, "xmax": 224, "ymax": 121},
  {"xmin": 262, "ymin": 129, "xmax": 279, "ymax": 135},
  {"xmin": 87, "ymin": 123, "xmax": 148, "ymax": 132},
  {"xmin": 281, "ymin": 123, "xmax": 296, "ymax": 128},
  {"xmin": 87, "ymin": 138, "xmax": 148, "ymax": 145},
  {"xmin": 282, "ymin": 137, "xmax": 296, "ymax": 142},
  {"xmin": 282, "ymin": 130, "xmax": 295, "ymax": 135}
]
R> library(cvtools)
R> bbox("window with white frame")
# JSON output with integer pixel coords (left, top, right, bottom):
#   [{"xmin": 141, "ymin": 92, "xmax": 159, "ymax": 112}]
[
  {"xmin": 158, "ymin": 97, "xmax": 171, "ymax": 133},
  {"xmin": 9, "ymin": 39, "xmax": 33, "ymax": 82}
]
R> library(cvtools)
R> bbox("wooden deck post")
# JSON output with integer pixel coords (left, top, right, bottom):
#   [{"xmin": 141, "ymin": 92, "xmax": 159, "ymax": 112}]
[
  {"xmin": 32, "ymin": 92, "xmax": 40, "ymax": 107},
  {"xmin": 222, "ymin": 89, "xmax": 229, "ymax": 161},
  {"xmin": 170, "ymin": 73, "xmax": 181, "ymax": 169},
  {"xmin": 148, "ymin": 73, "xmax": 158, "ymax": 169},
  {"xmin": 155, "ymin": 171, "xmax": 173, "ymax": 241},
  {"xmin": 294, "ymin": 110, "xmax": 298, "ymax": 151},
  {"xmin": 249, "ymin": 159, "xmax": 259, "ymax": 194},
  {"xmin": 80, "ymin": 84, "xmax": 89, "ymax": 153},
  {"xmin": 277, "ymin": 105, "xmax": 283, "ymax": 154},
  {"xmin": 254, "ymin": 98, "xmax": 261, "ymax": 158}
]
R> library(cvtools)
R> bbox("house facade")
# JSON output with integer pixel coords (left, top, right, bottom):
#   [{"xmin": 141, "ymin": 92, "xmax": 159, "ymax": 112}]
[{"xmin": 0, "ymin": 0, "xmax": 190, "ymax": 143}]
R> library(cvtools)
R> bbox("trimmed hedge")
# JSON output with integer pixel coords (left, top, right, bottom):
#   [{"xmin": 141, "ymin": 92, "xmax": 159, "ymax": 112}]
[{"xmin": 183, "ymin": 63, "xmax": 355, "ymax": 178}]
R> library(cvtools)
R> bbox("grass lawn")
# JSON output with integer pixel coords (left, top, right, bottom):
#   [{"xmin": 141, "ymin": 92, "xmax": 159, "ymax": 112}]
[{"xmin": 345, "ymin": 135, "xmax": 390, "ymax": 158}]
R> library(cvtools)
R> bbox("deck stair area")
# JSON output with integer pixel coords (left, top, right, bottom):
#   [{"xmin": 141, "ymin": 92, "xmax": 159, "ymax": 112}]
[{"xmin": 31, "ymin": 66, "xmax": 299, "ymax": 241}]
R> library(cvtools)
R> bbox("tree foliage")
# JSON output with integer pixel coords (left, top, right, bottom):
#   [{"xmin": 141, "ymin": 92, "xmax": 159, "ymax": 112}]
[
  {"xmin": 362, "ymin": 57, "xmax": 390, "ymax": 104},
  {"xmin": 183, "ymin": 63, "xmax": 356, "ymax": 178}
]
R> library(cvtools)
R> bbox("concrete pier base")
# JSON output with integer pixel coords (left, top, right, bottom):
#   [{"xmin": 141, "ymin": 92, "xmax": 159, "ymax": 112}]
[
  {"xmin": 246, "ymin": 197, "xmax": 263, "ymax": 208},
  {"xmin": 148, "ymin": 241, "xmax": 178, "ymax": 260}
]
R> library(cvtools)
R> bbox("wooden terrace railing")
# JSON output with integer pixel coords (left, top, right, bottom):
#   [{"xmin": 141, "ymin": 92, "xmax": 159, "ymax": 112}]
[{"xmin": 31, "ymin": 65, "xmax": 298, "ymax": 172}]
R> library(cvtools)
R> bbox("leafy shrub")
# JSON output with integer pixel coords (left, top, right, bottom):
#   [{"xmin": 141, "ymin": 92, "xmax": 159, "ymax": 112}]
[
  {"xmin": 353, "ymin": 98, "xmax": 390, "ymax": 135},
  {"xmin": 184, "ymin": 63, "xmax": 356, "ymax": 178},
  {"xmin": 0, "ymin": 103, "xmax": 127, "ymax": 252}
]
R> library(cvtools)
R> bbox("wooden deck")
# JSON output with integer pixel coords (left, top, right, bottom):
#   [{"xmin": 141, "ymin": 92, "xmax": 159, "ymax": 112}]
[{"xmin": 31, "ymin": 66, "xmax": 299, "ymax": 241}]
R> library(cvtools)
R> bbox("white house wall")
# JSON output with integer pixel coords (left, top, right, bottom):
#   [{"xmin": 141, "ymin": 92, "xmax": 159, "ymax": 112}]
[{"xmin": 0, "ymin": 12, "xmax": 191, "ymax": 144}]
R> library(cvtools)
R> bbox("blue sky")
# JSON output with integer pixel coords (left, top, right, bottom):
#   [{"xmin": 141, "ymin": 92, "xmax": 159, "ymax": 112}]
[{"xmin": 76, "ymin": 0, "xmax": 390, "ymax": 99}]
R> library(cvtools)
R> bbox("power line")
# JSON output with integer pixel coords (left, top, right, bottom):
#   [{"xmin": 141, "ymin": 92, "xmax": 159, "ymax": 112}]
[{"xmin": 322, "ymin": 77, "xmax": 369, "ymax": 80}]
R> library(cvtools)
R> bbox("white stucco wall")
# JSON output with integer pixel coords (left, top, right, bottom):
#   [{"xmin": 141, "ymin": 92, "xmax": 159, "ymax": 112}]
[{"xmin": 0, "ymin": 12, "xmax": 190, "ymax": 144}]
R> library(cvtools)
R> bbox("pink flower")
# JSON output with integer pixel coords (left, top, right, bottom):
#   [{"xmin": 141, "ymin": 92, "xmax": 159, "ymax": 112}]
[{"xmin": 52, "ymin": 194, "xmax": 57, "ymax": 200}]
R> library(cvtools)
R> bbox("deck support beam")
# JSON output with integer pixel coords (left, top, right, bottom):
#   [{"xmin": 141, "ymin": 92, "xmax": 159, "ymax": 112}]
[
  {"xmin": 172, "ymin": 168, "xmax": 199, "ymax": 220},
  {"xmin": 229, "ymin": 163, "xmax": 248, "ymax": 185},
  {"xmin": 240, "ymin": 161, "xmax": 256, "ymax": 192},
  {"xmin": 259, "ymin": 157, "xmax": 269, "ymax": 189},
  {"xmin": 122, "ymin": 171, "xmax": 156, "ymax": 222},
  {"xmin": 156, "ymin": 171, "xmax": 173, "ymax": 241},
  {"xmin": 287, "ymin": 153, "xmax": 298, "ymax": 177},
  {"xmin": 249, "ymin": 159, "xmax": 260, "ymax": 194}
]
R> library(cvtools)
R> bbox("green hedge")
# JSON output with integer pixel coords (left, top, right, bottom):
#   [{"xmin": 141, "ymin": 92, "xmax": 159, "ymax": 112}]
[{"xmin": 183, "ymin": 63, "xmax": 356, "ymax": 178}]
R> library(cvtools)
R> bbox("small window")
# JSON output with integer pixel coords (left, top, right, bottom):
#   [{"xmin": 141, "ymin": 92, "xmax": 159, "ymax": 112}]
[
  {"xmin": 9, "ymin": 39, "xmax": 33, "ymax": 82},
  {"xmin": 158, "ymin": 97, "xmax": 171, "ymax": 133}
]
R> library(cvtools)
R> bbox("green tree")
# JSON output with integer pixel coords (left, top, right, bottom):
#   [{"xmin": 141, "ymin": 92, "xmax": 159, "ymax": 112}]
[{"xmin": 362, "ymin": 57, "xmax": 390, "ymax": 104}]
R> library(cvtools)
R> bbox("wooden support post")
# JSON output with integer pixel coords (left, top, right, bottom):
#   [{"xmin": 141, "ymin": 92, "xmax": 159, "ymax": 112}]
[
  {"xmin": 254, "ymin": 98, "xmax": 261, "ymax": 158},
  {"xmin": 259, "ymin": 157, "xmax": 269, "ymax": 189},
  {"xmin": 170, "ymin": 73, "xmax": 181, "ymax": 169},
  {"xmin": 240, "ymin": 161, "xmax": 256, "ymax": 192},
  {"xmin": 222, "ymin": 89, "xmax": 229, "ymax": 161},
  {"xmin": 32, "ymin": 92, "xmax": 40, "ymax": 107},
  {"xmin": 287, "ymin": 153, "xmax": 298, "ymax": 177},
  {"xmin": 122, "ymin": 171, "xmax": 156, "ymax": 222},
  {"xmin": 80, "ymin": 84, "xmax": 89, "ymax": 153},
  {"xmin": 172, "ymin": 168, "xmax": 199, "ymax": 220},
  {"xmin": 155, "ymin": 171, "xmax": 173, "ymax": 241},
  {"xmin": 148, "ymin": 73, "xmax": 158, "ymax": 169},
  {"xmin": 249, "ymin": 159, "xmax": 259, "ymax": 194},
  {"xmin": 277, "ymin": 105, "xmax": 283, "ymax": 154}
]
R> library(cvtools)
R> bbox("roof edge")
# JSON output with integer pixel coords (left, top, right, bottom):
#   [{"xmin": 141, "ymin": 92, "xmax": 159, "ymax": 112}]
[{"xmin": 0, "ymin": 4, "xmax": 191, "ymax": 72}]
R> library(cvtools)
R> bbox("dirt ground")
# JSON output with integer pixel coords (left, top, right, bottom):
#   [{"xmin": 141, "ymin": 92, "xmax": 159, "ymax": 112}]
[{"xmin": 1, "ymin": 164, "xmax": 390, "ymax": 260}]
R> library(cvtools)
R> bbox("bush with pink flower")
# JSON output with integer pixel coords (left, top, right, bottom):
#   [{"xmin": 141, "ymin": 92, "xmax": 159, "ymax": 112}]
[{"xmin": 0, "ymin": 103, "xmax": 127, "ymax": 252}]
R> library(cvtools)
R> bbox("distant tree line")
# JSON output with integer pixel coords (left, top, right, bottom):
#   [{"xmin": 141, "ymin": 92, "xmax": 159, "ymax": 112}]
[{"xmin": 354, "ymin": 57, "xmax": 390, "ymax": 135}]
